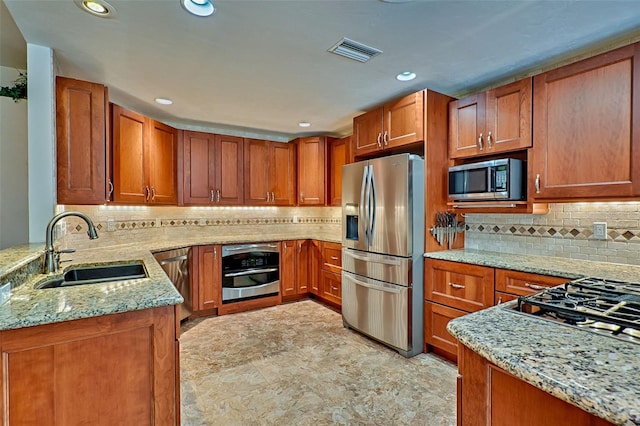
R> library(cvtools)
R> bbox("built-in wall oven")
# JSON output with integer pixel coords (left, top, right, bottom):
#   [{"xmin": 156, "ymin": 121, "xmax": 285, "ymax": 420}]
[{"xmin": 221, "ymin": 243, "xmax": 280, "ymax": 304}]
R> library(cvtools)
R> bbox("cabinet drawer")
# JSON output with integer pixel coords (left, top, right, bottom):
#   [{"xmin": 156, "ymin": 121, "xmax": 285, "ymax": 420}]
[
  {"xmin": 424, "ymin": 301, "xmax": 466, "ymax": 359},
  {"xmin": 322, "ymin": 242, "xmax": 342, "ymax": 272},
  {"xmin": 495, "ymin": 269, "xmax": 566, "ymax": 297},
  {"xmin": 425, "ymin": 259, "xmax": 494, "ymax": 312},
  {"xmin": 321, "ymin": 270, "xmax": 341, "ymax": 305},
  {"xmin": 494, "ymin": 291, "xmax": 519, "ymax": 305}
]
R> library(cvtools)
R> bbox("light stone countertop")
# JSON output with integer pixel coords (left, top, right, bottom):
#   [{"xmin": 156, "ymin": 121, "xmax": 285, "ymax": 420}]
[
  {"xmin": 426, "ymin": 249, "xmax": 640, "ymax": 425},
  {"xmin": 0, "ymin": 235, "xmax": 341, "ymax": 331}
]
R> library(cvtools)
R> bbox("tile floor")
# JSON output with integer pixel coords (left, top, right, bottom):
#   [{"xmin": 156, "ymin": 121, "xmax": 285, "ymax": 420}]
[{"xmin": 180, "ymin": 300, "xmax": 457, "ymax": 425}]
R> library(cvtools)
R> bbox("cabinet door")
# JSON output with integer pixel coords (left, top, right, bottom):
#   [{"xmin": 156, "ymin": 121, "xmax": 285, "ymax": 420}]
[
  {"xmin": 296, "ymin": 240, "xmax": 309, "ymax": 293},
  {"xmin": 532, "ymin": 42, "xmax": 640, "ymax": 199},
  {"xmin": 383, "ymin": 91, "xmax": 424, "ymax": 149},
  {"xmin": 297, "ymin": 136, "xmax": 326, "ymax": 205},
  {"xmin": 197, "ymin": 245, "xmax": 221, "ymax": 311},
  {"xmin": 352, "ymin": 108, "xmax": 383, "ymax": 156},
  {"xmin": 215, "ymin": 134, "xmax": 244, "ymax": 205},
  {"xmin": 112, "ymin": 104, "xmax": 148, "ymax": 203},
  {"xmin": 448, "ymin": 94, "xmax": 486, "ymax": 159},
  {"xmin": 424, "ymin": 301, "xmax": 465, "ymax": 361},
  {"xmin": 148, "ymin": 120, "xmax": 177, "ymax": 204},
  {"xmin": 321, "ymin": 270, "xmax": 342, "ymax": 306},
  {"xmin": 56, "ymin": 77, "xmax": 108, "ymax": 205},
  {"xmin": 182, "ymin": 131, "xmax": 216, "ymax": 205},
  {"xmin": 243, "ymin": 138, "xmax": 271, "ymax": 205},
  {"xmin": 328, "ymin": 136, "xmax": 349, "ymax": 206},
  {"xmin": 425, "ymin": 259, "xmax": 494, "ymax": 312},
  {"xmin": 309, "ymin": 240, "xmax": 321, "ymax": 295},
  {"xmin": 270, "ymin": 142, "xmax": 296, "ymax": 206},
  {"xmin": 280, "ymin": 240, "xmax": 297, "ymax": 296},
  {"xmin": 484, "ymin": 77, "xmax": 532, "ymax": 153}
]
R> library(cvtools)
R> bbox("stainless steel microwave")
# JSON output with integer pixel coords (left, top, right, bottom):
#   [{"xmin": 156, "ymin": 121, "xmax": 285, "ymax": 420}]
[{"xmin": 448, "ymin": 158, "xmax": 525, "ymax": 201}]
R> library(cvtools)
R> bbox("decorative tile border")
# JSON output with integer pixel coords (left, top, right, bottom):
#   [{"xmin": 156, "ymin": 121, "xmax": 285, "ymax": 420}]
[{"xmin": 466, "ymin": 223, "xmax": 640, "ymax": 242}]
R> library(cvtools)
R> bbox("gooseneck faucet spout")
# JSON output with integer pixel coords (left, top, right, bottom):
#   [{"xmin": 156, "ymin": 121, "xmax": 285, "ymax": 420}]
[{"xmin": 44, "ymin": 211, "xmax": 99, "ymax": 274}]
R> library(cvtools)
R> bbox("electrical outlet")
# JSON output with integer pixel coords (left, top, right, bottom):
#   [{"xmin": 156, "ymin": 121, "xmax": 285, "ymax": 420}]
[
  {"xmin": 292, "ymin": 215, "xmax": 298, "ymax": 224},
  {"xmin": 593, "ymin": 222, "xmax": 607, "ymax": 240},
  {"xmin": 107, "ymin": 218, "xmax": 115, "ymax": 232}
]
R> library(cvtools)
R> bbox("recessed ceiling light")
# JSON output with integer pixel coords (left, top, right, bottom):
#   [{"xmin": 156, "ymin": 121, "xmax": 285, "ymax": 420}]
[
  {"xmin": 396, "ymin": 71, "xmax": 417, "ymax": 82},
  {"xmin": 155, "ymin": 98, "xmax": 173, "ymax": 105},
  {"xmin": 75, "ymin": 0, "xmax": 116, "ymax": 17},
  {"xmin": 181, "ymin": 0, "xmax": 215, "ymax": 17},
  {"xmin": 298, "ymin": 122, "xmax": 311, "ymax": 128}
]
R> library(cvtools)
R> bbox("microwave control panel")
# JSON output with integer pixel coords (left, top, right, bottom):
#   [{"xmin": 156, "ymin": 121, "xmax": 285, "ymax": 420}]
[{"xmin": 494, "ymin": 165, "xmax": 508, "ymax": 191}]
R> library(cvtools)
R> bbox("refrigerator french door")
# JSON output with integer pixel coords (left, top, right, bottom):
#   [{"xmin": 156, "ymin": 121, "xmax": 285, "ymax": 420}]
[{"xmin": 341, "ymin": 153, "xmax": 424, "ymax": 357}]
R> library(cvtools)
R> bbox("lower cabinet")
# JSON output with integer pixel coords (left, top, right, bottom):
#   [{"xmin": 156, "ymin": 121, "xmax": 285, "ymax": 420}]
[
  {"xmin": 0, "ymin": 306, "xmax": 179, "ymax": 425},
  {"xmin": 424, "ymin": 301, "xmax": 466, "ymax": 358},
  {"xmin": 320, "ymin": 269, "xmax": 342, "ymax": 306},
  {"xmin": 318, "ymin": 241, "xmax": 343, "ymax": 308},
  {"xmin": 458, "ymin": 344, "xmax": 614, "ymax": 426},
  {"xmin": 192, "ymin": 245, "xmax": 221, "ymax": 313}
]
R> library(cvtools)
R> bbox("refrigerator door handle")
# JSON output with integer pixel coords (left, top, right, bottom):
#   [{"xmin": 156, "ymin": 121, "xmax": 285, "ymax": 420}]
[
  {"xmin": 369, "ymin": 166, "xmax": 376, "ymax": 240},
  {"xmin": 363, "ymin": 165, "xmax": 372, "ymax": 245},
  {"xmin": 344, "ymin": 272, "xmax": 402, "ymax": 294},
  {"xmin": 360, "ymin": 166, "xmax": 369, "ymax": 245},
  {"xmin": 343, "ymin": 249, "xmax": 402, "ymax": 266}
]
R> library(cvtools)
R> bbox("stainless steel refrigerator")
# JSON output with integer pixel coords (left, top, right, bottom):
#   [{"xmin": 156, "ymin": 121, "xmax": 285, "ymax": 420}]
[{"xmin": 341, "ymin": 153, "xmax": 424, "ymax": 357}]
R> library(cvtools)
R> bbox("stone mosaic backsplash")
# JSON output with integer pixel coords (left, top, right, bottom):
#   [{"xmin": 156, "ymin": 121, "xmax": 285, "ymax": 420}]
[
  {"xmin": 56, "ymin": 205, "xmax": 342, "ymax": 249},
  {"xmin": 464, "ymin": 202, "xmax": 640, "ymax": 265}
]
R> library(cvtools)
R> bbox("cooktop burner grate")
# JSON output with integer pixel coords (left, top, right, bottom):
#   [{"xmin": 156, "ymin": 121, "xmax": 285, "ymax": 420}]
[{"xmin": 516, "ymin": 277, "xmax": 640, "ymax": 343}]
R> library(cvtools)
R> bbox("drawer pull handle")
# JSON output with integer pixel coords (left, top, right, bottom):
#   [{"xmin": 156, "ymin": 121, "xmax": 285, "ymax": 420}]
[
  {"xmin": 525, "ymin": 283, "xmax": 545, "ymax": 291},
  {"xmin": 497, "ymin": 296, "xmax": 503, "ymax": 304},
  {"xmin": 448, "ymin": 282, "xmax": 465, "ymax": 289},
  {"xmin": 330, "ymin": 256, "xmax": 339, "ymax": 260}
]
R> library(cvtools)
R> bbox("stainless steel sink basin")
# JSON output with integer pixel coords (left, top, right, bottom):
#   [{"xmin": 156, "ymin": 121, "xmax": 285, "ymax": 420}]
[{"xmin": 36, "ymin": 262, "xmax": 147, "ymax": 289}]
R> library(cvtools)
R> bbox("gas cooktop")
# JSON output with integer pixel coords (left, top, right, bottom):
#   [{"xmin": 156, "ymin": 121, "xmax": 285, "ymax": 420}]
[{"xmin": 514, "ymin": 277, "xmax": 640, "ymax": 344}]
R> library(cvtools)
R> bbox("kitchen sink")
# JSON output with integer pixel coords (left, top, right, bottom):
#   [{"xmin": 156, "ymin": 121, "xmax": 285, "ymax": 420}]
[{"xmin": 36, "ymin": 262, "xmax": 148, "ymax": 289}]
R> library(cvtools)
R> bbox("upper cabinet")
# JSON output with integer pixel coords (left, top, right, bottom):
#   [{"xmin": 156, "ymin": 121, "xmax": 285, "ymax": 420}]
[
  {"xmin": 449, "ymin": 77, "xmax": 532, "ymax": 159},
  {"xmin": 532, "ymin": 43, "xmax": 640, "ymax": 200},
  {"xmin": 182, "ymin": 131, "xmax": 244, "ymax": 205},
  {"xmin": 244, "ymin": 139, "xmax": 296, "ymax": 206},
  {"xmin": 352, "ymin": 91, "xmax": 424, "ymax": 157},
  {"xmin": 56, "ymin": 77, "xmax": 110, "ymax": 204},
  {"xmin": 295, "ymin": 136, "xmax": 326, "ymax": 206},
  {"xmin": 111, "ymin": 104, "xmax": 178, "ymax": 205},
  {"xmin": 328, "ymin": 135, "xmax": 351, "ymax": 207}
]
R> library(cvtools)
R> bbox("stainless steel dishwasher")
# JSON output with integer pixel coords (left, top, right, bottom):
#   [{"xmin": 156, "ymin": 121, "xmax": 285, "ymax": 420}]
[{"xmin": 154, "ymin": 247, "xmax": 192, "ymax": 321}]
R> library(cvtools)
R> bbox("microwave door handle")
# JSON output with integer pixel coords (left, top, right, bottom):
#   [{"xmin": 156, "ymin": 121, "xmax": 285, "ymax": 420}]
[{"xmin": 360, "ymin": 166, "xmax": 369, "ymax": 245}]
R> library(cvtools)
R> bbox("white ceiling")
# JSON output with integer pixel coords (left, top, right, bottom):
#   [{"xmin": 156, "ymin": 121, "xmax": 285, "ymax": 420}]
[{"xmin": 4, "ymin": 0, "xmax": 640, "ymax": 141}]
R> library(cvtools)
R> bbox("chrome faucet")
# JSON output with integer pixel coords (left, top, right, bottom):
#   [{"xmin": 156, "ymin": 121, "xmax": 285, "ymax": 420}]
[{"xmin": 44, "ymin": 211, "xmax": 99, "ymax": 274}]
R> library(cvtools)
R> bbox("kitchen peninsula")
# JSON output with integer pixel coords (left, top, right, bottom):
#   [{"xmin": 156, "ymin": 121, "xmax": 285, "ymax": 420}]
[{"xmin": 425, "ymin": 249, "xmax": 640, "ymax": 426}]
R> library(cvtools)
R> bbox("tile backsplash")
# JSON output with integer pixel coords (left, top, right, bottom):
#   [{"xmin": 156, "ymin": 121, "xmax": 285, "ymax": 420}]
[
  {"xmin": 57, "ymin": 205, "xmax": 341, "ymax": 249},
  {"xmin": 465, "ymin": 202, "xmax": 640, "ymax": 265}
]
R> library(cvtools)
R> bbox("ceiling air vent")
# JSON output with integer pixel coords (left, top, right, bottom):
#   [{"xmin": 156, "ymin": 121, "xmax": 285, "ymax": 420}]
[{"xmin": 328, "ymin": 37, "xmax": 382, "ymax": 63}]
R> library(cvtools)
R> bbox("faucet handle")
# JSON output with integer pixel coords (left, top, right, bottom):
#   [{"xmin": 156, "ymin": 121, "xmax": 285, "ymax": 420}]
[
  {"xmin": 58, "ymin": 248, "xmax": 76, "ymax": 254},
  {"xmin": 54, "ymin": 248, "xmax": 76, "ymax": 270}
]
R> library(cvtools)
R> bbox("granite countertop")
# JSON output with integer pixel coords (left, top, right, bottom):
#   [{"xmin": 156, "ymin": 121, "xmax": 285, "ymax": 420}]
[
  {"xmin": 0, "ymin": 235, "xmax": 340, "ymax": 332},
  {"xmin": 431, "ymin": 249, "xmax": 640, "ymax": 425}
]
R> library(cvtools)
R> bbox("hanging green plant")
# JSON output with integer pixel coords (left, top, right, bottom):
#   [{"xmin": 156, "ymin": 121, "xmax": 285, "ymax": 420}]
[{"xmin": 0, "ymin": 72, "xmax": 27, "ymax": 102}]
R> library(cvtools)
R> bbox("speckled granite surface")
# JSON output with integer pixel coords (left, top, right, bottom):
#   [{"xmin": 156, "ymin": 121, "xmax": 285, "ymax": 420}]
[
  {"xmin": 433, "ymin": 249, "xmax": 640, "ymax": 425},
  {"xmin": 0, "ymin": 235, "xmax": 340, "ymax": 331},
  {"xmin": 424, "ymin": 248, "xmax": 640, "ymax": 282}
]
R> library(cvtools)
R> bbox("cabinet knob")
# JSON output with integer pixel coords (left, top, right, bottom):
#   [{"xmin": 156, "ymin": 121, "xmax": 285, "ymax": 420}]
[
  {"xmin": 497, "ymin": 296, "xmax": 503, "ymax": 304},
  {"xmin": 535, "ymin": 174, "xmax": 541, "ymax": 194},
  {"xmin": 487, "ymin": 131, "xmax": 492, "ymax": 149},
  {"xmin": 478, "ymin": 133, "xmax": 484, "ymax": 151}
]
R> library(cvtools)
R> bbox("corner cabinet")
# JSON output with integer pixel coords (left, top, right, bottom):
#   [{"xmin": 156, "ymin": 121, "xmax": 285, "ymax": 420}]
[
  {"xmin": 55, "ymin": 76, "xmax": 110, "ymax": 204},
  {"xmin": 244, "ymin": 139, "xmax": 296, "ymax": 206},
  {"xmin": 191, "ymin": 245, "xmax": 222, "ymax": 314},
  {"xmin": 281, "ymin": 240, "xmax": 313, "ymax": 301},
  {"xmin": 182, "ymin": 131, "xmax": 244, "ymax": 205},
  {"xmin": 111, "ymin": 104, "xmax": 178, "ymax": 204},
  {"xmin": 449, "ymin": 77, "xmax": 532, "ymax": 159},
  {"xmin": 352, "ymin": 91, "xmax": 424, "ymax": 157},
  {"xmin": 328, "ymin": 136, "xmax": 350, "ymax": 206},
  {"xmin": 532, "ymin": 42, "xmax": 640, "ymax": 200},
  {"xmin": 0, "ymin": 306, "xmax": 179, "ymax": 425},
  {"xmin": 294, "ymin": 136, "xmax": 326, "ymax": 206}
]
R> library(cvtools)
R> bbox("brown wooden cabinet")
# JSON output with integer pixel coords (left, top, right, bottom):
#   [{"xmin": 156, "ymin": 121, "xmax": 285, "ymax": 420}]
[
  {"xmin": 317, "ymin": 241, "xmax": 342, "ymax": 308},
  {"xmin": 280, "ymin": 240, "xmax": 298, "ymax": 298},
  {"xmin": 56, "ymin": 76, "xmax": 110, "ymax": 204},
  {"xmin": 244, "ymin": 139, "xmax": 296, "ymax": 205},
  {"xmin": 112, "ymin": 104, "xmax": 178, "ymax": 204},
  {"xmin": 0, "ymin": 306, "xmax": 178, "ymax": 425},
  {"xmin": 281, "ymin": 240, "xmax": 316, "ymax": 300},
  {"xmin": 449, "ymin": 77, "xmax": 532, "ymax": 159},
  {"xmin": 192, "ymin": 245, "xmax": 221, "ymax": 313},
  {"xmin": 458, "ymin": 344, "xmax": 614, "ymax": 426},
  {"xmin": 309, "ymin": 240, "xmax": 321, "ymax": 295},
  {"xmin": 532, "ymin": 42, "xmax": 640, "ymax": 200},
  {"xmin": 328, "ymin": 136, "xmax": 350, "ymax": 206},
  {"xmin": 295, "ymin": 136, "xmax": 326, "ymax": 206},
  {"xmin": 495, "ymin": 269, "xmax": 566, "ymax": 299},
  {"xmin": 182, "ymin": 131, "xmax": 244, "ymax": 205},
  {"xmin": 353, "ymin": 91, "xmax": 424, "ymax": 157}
]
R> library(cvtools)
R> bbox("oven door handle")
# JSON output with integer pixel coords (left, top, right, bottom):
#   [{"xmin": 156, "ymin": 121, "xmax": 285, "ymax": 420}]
[{"xmin": 224, "ymin": 267, "xmax": 279, "ymax": 277}]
